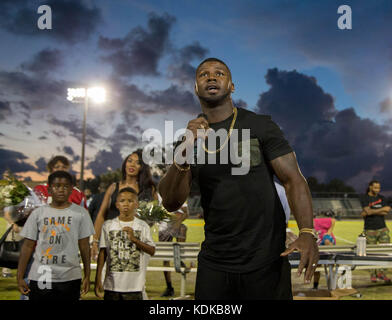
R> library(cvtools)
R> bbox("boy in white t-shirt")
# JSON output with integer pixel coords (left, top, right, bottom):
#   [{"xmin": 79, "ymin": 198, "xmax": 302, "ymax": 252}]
[{"xmin": 94, "ymin": 187, "xmax": 155, "ymax": 300}]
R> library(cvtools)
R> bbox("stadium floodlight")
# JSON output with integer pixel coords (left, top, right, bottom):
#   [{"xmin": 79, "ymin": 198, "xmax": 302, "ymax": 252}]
[
  {"xmin": 66, "ymin": 86, "xmax": 107, "ymax": 191},
  {"xmin": 67, "ymin": 88, "xmax": 86, "ymax": 102},
  {"xmin": 87, "ymin": 87, "xmax": 106, "ymax": 103},
  {"xmin": 67, "ymin": 87, "xmax": 106, "ymax": 103}
]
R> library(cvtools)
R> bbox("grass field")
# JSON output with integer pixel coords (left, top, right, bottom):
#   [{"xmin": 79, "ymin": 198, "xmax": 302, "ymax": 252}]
[{"xmin": 1, "ymin": 218, "xmax": 392, "ymax": 300}]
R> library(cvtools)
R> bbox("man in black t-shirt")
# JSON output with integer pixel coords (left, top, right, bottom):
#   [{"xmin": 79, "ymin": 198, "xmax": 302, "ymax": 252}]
[
  {"xmin": 360, "ymin": 180, "xmax": 391, "ymax": 283},
  {"xmin": 158, "ymin": 58, "xmax": 319, "ymax": 300}
]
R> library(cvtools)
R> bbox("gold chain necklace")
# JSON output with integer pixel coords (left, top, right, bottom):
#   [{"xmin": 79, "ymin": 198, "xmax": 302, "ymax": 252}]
[{"xmin": 202, "ymin": 107, "xmax": 237, "ymax": 154}]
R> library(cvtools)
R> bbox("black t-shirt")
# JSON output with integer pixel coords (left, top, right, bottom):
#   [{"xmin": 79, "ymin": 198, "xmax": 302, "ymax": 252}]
[
  {"xmin": 88, "ymin": 192, "xmax": 105, "ymax": 223},
  {"xmin": 190, "ymin": 107, "xmax": 293, "ymax": 273},
  {"xmin": 360, "ymin": 193, "xmax": 388, "ymax": 230}
]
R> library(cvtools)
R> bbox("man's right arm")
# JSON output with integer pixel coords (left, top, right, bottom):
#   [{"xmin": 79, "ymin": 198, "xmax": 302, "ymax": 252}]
[
  {"xmin": 159, "ymin": 115, "xmax": 208, "ymax": 212},
  {"xmin": 158, "ymin": 165, "xmax": 192, "ymax": 212}
]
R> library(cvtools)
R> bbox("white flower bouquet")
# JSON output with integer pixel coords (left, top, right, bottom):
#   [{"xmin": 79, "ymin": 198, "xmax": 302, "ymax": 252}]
[
  {"xmin": 0, "ymin": 175, "xmax": 43, "ymax": 226},
  {"xmin": 136, "ymin": 200, "xmax": 174, "ymax": 226},
  {"xmin": 0, "ymin": 176, "xmax": 31, "ymax": 208}
]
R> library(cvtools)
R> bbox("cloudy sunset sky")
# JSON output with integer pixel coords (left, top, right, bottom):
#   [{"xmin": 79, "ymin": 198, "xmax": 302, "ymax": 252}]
[{"xmin": 1, "ymin": 0, "xmax": 392, "ymax": 193}]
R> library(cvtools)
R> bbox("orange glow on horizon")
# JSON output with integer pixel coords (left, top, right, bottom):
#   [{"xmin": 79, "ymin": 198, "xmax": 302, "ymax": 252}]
[{"xmin": 15, "ymin": 169, "xmax": 95, "ymax": 182}]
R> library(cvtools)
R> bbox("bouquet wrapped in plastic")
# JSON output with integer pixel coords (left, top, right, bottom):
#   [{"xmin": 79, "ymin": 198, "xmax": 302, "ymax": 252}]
[
  {"xmin": 136, "ymin": 200, "xmax": 174, "ymax": 227},
  {"xmin": 0, "ymin": 176, "xmax": 31, "ymax": 208},
  {"xmin": 0, "ymin": 175, "xmax": 44, "ymax": 226}
]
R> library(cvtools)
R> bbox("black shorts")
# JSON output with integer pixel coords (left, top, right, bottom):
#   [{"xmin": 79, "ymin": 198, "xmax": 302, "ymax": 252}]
[
  {"xmin": 104, "ymin": 290, "xmax": 143, "ymax": 300},
  {"xmin": 29, "ymin": 279, "xmax": 81, "ymax": 301},
  {"xmin": 195, "ymin": 257, "xmax": 292, "ymax": 300}
]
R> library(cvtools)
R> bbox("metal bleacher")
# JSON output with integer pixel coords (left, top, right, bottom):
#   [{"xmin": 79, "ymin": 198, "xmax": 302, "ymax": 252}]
[{"xmin": 309, "ymin": 193, "xmax": 363, "ymax": 219}]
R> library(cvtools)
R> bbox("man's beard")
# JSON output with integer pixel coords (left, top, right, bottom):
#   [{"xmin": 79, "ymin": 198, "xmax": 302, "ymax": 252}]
[{"xmin": 198, "ymin": 91, "xmax": 231, "ymax": 107}]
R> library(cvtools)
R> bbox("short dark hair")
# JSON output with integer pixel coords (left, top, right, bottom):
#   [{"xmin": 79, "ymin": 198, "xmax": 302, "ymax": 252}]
[
  {"xmin": 47, "ymin": 155, "xmax": 70, "ymax": 172},
  {"xmin": 369, "ymin": 180, "xmax": 380, "ymax": 186},
  {"xmin": 366, "ymin": 180, "xmax": 380, "ymax": 193},
  {"xmin": 316, "ymin": 209, "xmax": 335, "ymax": 218},
  {"xmin": 117, "ymin": 187, "xmax": 138, "ymax": 201},
  {"xmin": 48, "ymin": 170, "xmax": 74, "ymax": 186},
  {"xmin": 196, "ymin": 57, "xmax": 232, "ymax": 79}
]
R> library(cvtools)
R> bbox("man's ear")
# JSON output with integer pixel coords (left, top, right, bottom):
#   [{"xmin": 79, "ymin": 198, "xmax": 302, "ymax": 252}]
[
  {"xmin": 195, "ymin": 82, "xmax": 199, "ymax": 95},
  {"xmin": 227, "ymin": 80, "xmax": 235, "ymax": 93}
]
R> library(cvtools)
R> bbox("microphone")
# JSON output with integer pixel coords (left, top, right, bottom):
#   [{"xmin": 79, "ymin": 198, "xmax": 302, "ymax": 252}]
[{"xmin": 194, "ymin": 113, "xmax": 208, "ymax": 165}]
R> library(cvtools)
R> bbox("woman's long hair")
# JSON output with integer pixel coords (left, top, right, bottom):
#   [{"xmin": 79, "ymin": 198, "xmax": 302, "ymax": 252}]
[{"xmin": 121, "ymin": 149, "xmax": 156, "ymax": 199}]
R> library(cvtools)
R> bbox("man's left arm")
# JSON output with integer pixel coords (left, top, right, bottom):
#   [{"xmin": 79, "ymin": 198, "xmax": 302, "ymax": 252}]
[{"xmin": 270, "ymin": 151, "xmax": 319, "ymax": 283}]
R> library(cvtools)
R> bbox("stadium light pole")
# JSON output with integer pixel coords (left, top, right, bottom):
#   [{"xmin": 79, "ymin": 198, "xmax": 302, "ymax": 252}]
[{"xmin": 67, "ymin": 87, "xmax": 106, "ymax": 191}]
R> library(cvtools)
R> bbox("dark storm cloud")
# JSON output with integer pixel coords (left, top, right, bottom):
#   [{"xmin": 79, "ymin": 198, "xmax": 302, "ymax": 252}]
[
  {"xmin": 87, "ymin": 147, "xmax": 124, "ymax": 177},
  {"xmin": 48, "ymin": 116, "xmax": 104, "ymax": 145},
  {"xmin": 110, "ymin": 77, "xmax": 200, "ymax": 115},
  {"xmin": 86, "ymin": 123, "xmax": 141, "ymax": 176},
  {"xmin": 51, "ymin": 130, "xmax": 66, "ymax": 138},
  {"xmin": 111, "ymin": 124, "xmax": 140, "ymax": 145},
  {"xmin": 256, "ymin": 68, "xmax": 391, "ymax": 187},
  {"xmin": 233, "ymin": 99, "xmax": 248, "ymax": 109},
  {"xmin": 0, "ymin": 148, "xmax": 36, "ymax": 175},
  {"xmin": 167, "ymin": 41, "xmax": 209, "ymax": 85},
  {"xmin": 97, "ymin": 12, "xmax": 205, "ymax": 116},
  {"xmin": 256, "ymin": 68, "xmax": 337, "ymax": 142},
  {"xmin": 120, "ymin": 108, "xmax": 139, "ymax": 129},
  {"xmin": 63, "ymin": 145, "xmax": 80, "ymax": 162},
  {"xmin": 99, "ymin": 12, "xmax": 176, "ymax": 78},
  {"xmin": 375, "ymin": 147, "xmax": 392, "ymax": 190},
  {"xmin": 0, "ymin": 0, "xmax": 103, "ymax": 44},
  {"xmin": 19, "ymin": 101, "xmax": 30, "ymax": 111},
  {"xmin": 0, "ymin": 44, "xmax": 68, "ymax": 120},
  {"xmin": 63, "ymin": 146, "xmax": 74, "ymax": 156},
  {"xmin": 0, "ymin": 99, "xmax": 34, "ymax": 127},
  {"xmin": 236, "ymin": 0, "xmax": 392, "ymax": 93},
  {"xmin": 34, "ymin": 157, "xmax": 47, "ymax": 172},
  {"xmin": 296, "ymin": 109, "xmax": 388, "ymax": 181},
  {"xmin": 0, "ymin": 101, "xmax": 12, "ymax": 120},
  {"xmin": 150, "ymin": 85, "xmax": 200, "ymax": 114},
  {"xmin": 0, "ymin": 70, "xmax": 69, "ymax": 110},
  {"xmin": 380, "ymin": 98, "xmax": 392, "ymax": 115},
  {"xmin": 20, "ymin": 48, "xmax": 63, "ymax": 75}
]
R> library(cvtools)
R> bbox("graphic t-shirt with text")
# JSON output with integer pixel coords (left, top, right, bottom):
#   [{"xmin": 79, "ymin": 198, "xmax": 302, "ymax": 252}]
[
  {"xmin": 360, "ymin": 194, "xmax": 388, "ymax": 230},
  {"xmin": 100, "ymin": 217, "xmax": 155, "ymax": 292},
  {"xmin": 20, "ymin": 204, "xmax": 95, "ymax": 282}
]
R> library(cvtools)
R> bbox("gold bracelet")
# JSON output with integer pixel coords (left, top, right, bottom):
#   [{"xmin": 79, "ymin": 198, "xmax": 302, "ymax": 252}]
[
  {"xmin": 173, "ymin": 160, "xmax": 190, "ymax": 172},
  {"xmin": 299, "ymin": 228, "xmax": 314, "ymax": 233},
  {"xmin": 299, "ymin": 228, "xmax": 318, "ymax": 240}
]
